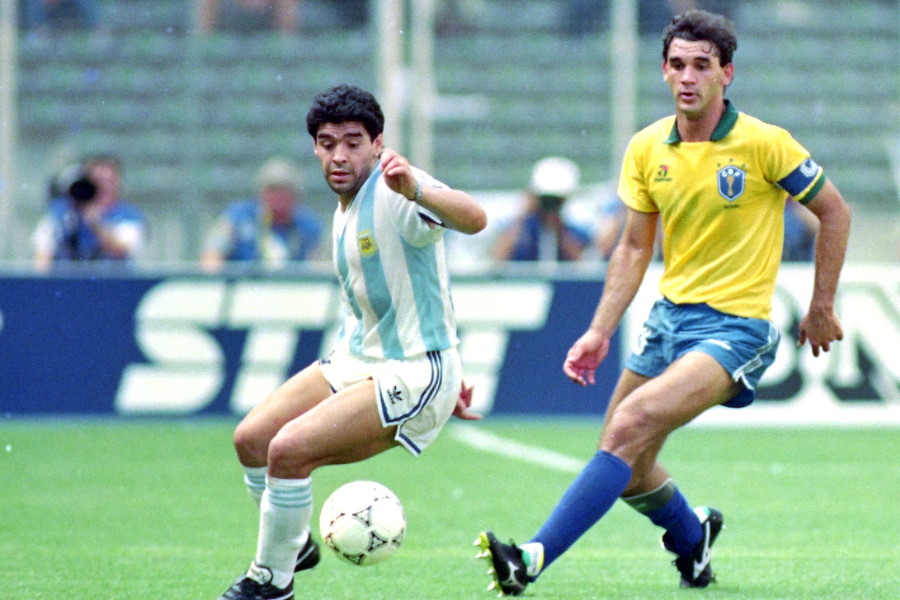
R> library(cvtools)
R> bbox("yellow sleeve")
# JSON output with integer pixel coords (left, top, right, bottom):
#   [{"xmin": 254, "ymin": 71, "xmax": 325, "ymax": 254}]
[{"xmin": 617, "ymin": 137, "xmax": 658, "ymax": 213}]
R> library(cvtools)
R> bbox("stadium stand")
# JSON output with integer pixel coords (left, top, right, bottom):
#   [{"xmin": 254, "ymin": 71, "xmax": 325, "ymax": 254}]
[{"xmin": 14, "ymin": 0, "xmax": 898, "ymax": 262}]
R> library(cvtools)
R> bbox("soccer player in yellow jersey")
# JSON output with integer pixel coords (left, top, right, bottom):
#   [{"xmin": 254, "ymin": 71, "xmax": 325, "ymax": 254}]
[{"xmin": 477, "ymin": 10, "xmax": 851, "ymax": 595}]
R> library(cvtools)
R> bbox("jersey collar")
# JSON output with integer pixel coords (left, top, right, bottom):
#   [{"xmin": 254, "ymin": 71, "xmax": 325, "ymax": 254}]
[{"xmin": 664, "ymin": 99, "xmax": 739, "ymax": 144}]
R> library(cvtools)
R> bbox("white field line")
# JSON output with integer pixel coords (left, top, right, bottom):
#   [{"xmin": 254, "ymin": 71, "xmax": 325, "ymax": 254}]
[{"xmin": 450, "ymin": 424, "xmax": 584, "ymax": 473}]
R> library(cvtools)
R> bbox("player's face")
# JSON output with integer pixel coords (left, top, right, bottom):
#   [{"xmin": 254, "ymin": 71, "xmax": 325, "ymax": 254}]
[
  {"xmin": 87, "ymin": 161, "xmax": 120, "ymax": 204},
  {"xmin": 663, "ymin": 38, "xmax": 734, "ymax": 120},
  {"xmin": 314, "ymin": 121, "xmax": 383, "ymax": 201},
  {"xmin": 261, "ymin": 186, "xmax": 296, "ymax": 223}
]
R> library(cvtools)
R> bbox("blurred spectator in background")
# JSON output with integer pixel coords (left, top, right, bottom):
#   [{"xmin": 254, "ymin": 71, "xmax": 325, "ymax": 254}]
[
  {"xmin": 782, "ymin": 198, "xmax": 818, "ymax": 262},
  {"xmin": 23, "ymin": 0, "xmax": 102, "ymax": 43},
  {"xmin": 593, "ymin": 188, "xmax": 665, "ymax": 262},
  {"xmin": 196, "ymin": 0, "xmax": 299, "ymax": 35},
  {"xmin": 200, "ymin": 156, "xmax": 323, "ymax": 272},
  {"xmin": 32, "ymin": 154, "xmax": 147, "ymax": 271},
  {"xmin": 492, "ymin": 156, "xmax": 592, "ymax": 262},
  {"xmin": 593, "ymin": 192, "xmax": 629, "ymax": 261}
]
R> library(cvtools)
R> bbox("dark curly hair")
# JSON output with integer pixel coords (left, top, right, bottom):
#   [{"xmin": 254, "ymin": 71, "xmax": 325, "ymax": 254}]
[
  {"xmin": 662, "ymin": 10, "xmax": 738, "ymax": 67},
  {"xmin": 306, "ymin": 84, "xmax": 385, "ymax": 141}
]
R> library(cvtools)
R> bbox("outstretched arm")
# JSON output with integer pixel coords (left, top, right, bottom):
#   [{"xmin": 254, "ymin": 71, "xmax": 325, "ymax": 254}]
[
  {"xmin": 797, "ymin": 179, "xmax": 851, "ymax": 356},
  {"xmin": 381, "ymin": 149, "xmax": 487, "ymax": 235},
  {"xmin": 564, "ymin": 208, "xmax": 657, "ymax": 385}
]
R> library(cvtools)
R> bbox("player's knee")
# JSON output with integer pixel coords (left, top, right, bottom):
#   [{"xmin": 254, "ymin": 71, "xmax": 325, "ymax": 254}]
[
  {"xmin": 233, "ymin": 418, "xmax": 270, "ymax": 466},
  {"xmin": 266, "ymin": 429, "xmax": 313, "ymax": 478},
  {"xmin": 602, "ymin": 405, "xmax": 659, "ymax": 462}
]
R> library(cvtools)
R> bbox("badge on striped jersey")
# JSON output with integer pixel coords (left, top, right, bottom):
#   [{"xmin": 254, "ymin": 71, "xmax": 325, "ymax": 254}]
[{"xmin": 357, "ymin": 231, "xmax": 377, "ymax": 257}]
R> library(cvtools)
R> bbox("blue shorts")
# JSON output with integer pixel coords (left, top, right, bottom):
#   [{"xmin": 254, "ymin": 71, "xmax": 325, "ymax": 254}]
[{"xmin": 624, "ymin": 298, "xmax": 780, "ymax": 408}]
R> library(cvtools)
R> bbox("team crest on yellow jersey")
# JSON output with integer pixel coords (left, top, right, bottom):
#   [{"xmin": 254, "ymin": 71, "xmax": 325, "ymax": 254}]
[
  {"xmin": 357, "ymin": 230, "xmax": 377, "ymax": 257},
  {"xmin": 717, "ymin": 164, "xmax": 746, "ymax": 201}
]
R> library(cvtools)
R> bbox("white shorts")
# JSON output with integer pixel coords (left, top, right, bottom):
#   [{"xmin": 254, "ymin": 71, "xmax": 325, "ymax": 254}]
[{"xmin": 318, "ymin": 347, "xmax": 462, "ymax": 456}]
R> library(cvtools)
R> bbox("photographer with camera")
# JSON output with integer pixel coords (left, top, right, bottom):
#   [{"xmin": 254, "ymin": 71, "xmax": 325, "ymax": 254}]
[
  {"xmin": 32, "ymin": 154, "xmax": 147, "ymax": 271},
  {"xmin": 491, "ymin": 156, "xmax": 593, "ymax": 262},
  {"xmin": 199, "ymin": 156, "xmax": 323, "ymax": 273}
]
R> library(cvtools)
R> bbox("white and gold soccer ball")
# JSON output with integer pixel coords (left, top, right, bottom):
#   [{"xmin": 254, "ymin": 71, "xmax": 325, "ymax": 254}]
[{"xmin": 319, "ymin": 480, "xmax": 406, "ymax": 566}]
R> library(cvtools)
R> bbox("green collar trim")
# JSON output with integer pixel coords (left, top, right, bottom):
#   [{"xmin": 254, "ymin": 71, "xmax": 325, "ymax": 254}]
[{"xmin": 664, "ymin": 99, "xmax": 739, "ymax": 144}]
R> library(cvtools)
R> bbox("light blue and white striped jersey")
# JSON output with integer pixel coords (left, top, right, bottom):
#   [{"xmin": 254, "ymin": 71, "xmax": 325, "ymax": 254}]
[{"xmin": 331, "ymin": 165, "xmax": 459, "ymax": 359}]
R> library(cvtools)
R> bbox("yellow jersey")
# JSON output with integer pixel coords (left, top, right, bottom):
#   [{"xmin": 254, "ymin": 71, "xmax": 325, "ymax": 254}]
[{"xmin": 618, "ymin": 101, "xmax": 825, "ymax": 319}]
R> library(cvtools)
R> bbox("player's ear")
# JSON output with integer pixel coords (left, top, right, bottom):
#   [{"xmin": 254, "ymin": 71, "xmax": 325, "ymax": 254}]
[
  {"xmin": 373, "ymin": 133, "xmax": 384, "ymax": 154},
  {"xmin": 721, "ymin": 62, "xmax": 735, "ymax": 86}
]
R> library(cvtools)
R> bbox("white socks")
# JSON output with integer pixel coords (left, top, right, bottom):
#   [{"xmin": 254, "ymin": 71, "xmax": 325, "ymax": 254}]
[
  {"xmin": 253, "ymin": 475, "xmax": 313, "ymax": 589},
  {"xmin": 243, "ymin": 465, "xmax": 268, "ymax": 506},
  {"xmin": 520, "ymin": 542, "xmax": 544, "ymax": 578}
]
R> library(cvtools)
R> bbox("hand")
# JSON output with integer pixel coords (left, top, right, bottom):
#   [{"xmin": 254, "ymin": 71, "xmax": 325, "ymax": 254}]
[
  {"xmin": 451, "ymin": 381, "xmax": 482, "ymax": 420},
  {"xmin": 380, "ymin": 148, "xmax": 418, "ymax": 201},
  {"xmin": 79, "ymin": 200, "xmax": 105, "ymax": 227},
  {"xmin": 541, "ymin": 209, "xmax": 564, "ymax": 231},
  {"xmin": 797, "ymin": 306, "xmax": 843, "ymax": 357},
  {"xmin": 563, "ymin": 329, "xmax": 610, "ymax": 386}
]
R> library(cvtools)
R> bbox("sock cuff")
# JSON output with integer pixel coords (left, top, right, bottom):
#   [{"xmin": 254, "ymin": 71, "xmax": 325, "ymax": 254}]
[
  {"xmin": 519, "ymin": 542, "xmax": 544, "ymax": 578},
  {"xmin": 597, "ymin": 450, "xmax": 632, "ymax": 475},
  {"xmin": 622, "ymin": 478, "xmax": 676, "ymax": 513},
  {"xmin": 265, "ymin": 475, "xmax": 312, "ymax": 508},
  {"xmin": 243, "ymin": 465, "xmax": 268, "ymax": 485}
]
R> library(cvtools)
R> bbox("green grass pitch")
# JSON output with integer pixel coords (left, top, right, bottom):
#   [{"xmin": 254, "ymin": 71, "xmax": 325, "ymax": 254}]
[{"xmin": 2, "ymin": 419, "xmax": 897, "ymax": 599}]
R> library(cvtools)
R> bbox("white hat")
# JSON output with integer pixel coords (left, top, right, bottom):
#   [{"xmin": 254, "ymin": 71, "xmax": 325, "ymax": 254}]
[
  {"xmin": 530, "ymin": 156, "xmax": 580, "ymax": 197},
  {"xmin": 256, "ymin": 156, "xmax": 302, "ymax": 190}
]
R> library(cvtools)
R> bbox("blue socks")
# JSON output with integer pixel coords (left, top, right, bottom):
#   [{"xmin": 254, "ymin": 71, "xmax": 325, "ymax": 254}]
[
  {"xmin": 643, "ymin": 489, "xmax": 702, "ymax": 555},
  {"xmin": 530, "ymin": 450, "xmax": 632, "ymax": 570},
  {"xmin": 623, "ymin": 478, "xmax": 702, "ymax": 555},
  {"xmin": 525, "ymin": 452, "xmax": 703, "ymax": 578}
]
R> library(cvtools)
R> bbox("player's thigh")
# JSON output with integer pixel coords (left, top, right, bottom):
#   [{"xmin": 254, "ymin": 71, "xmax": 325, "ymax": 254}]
[
  {"xmin": 627, "ymin": 351, "xmax": 739, "ymax": 428},
  {"xmin": 605, "ymin": 360, "xmax": 735, "ymax": 493},
  {"xmin": 602, "ymin": 352, "xmax": 740, "ymax": 457},
  {"xmin": 234, "ymin": 363, "xmax": 333, "ymax": 459},
  {"xmin": 269, "ymin": 380, "xmax": 399, "ymax": 478}
]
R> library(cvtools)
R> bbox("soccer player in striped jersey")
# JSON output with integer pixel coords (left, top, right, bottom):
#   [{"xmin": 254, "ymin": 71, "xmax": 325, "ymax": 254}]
[
  {"xmin": 477, "ymin": 9, "xmax": 851, "ymax": 595},
  {"xmin": 217, "ymin": 84, "xmax": 485, "ymax": 600}
]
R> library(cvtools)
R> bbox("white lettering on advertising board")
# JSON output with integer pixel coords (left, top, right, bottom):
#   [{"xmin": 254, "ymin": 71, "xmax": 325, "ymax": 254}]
[{"xmin": 116, "ymin": 266, "xmax": 899, "ymax": 424}]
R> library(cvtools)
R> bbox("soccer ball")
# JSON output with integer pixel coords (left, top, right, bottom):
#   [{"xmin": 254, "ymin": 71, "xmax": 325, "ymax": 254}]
[{"xmin": 319, "ymin": 480, "xmax": 406, "ymax": 566}]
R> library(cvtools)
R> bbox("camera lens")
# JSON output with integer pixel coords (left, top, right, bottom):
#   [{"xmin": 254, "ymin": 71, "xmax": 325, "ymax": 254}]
[
  {"xmin": 539, "ymin": 195, "xmax": 564, "ymax": 212},
  {"xmin": 68, "ymin": 175, "xmax": 97, "ymax": 203}
]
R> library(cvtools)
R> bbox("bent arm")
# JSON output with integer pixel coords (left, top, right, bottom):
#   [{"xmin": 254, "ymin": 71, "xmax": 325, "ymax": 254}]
[
  {"xmin": 89, "ymin": 221, "xmax": 137, "ymax": 259},
  {"xmin": 803, "ymin": 179, "xmax": 851, "ymax": 312},
  {"xmin": 797, "ymin": 179, "xmax": 851, "ymax": 355},
  {"xmin": 416, "ymin": 185, "xmax": 487, "ymax": 235},
  {"xmin": 381, "ymin": 148, "xmax": 487, "ymax": 235},
  {"xmin": 563, "ymin": 207, "xmax": 657, "ymax": 384},
  {"xmin": 491, "ymin": 222, "xmax": 522, "ymax": 261}
]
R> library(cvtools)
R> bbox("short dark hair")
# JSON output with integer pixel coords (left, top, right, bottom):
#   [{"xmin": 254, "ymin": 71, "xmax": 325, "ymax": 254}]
[
  {"xmin": 306, "ymin": 84, "xmax": 385, "ymax": 140},
  {"xmin": 662, "ymin": 10, "xmax": 738, "ymax": 67}
]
